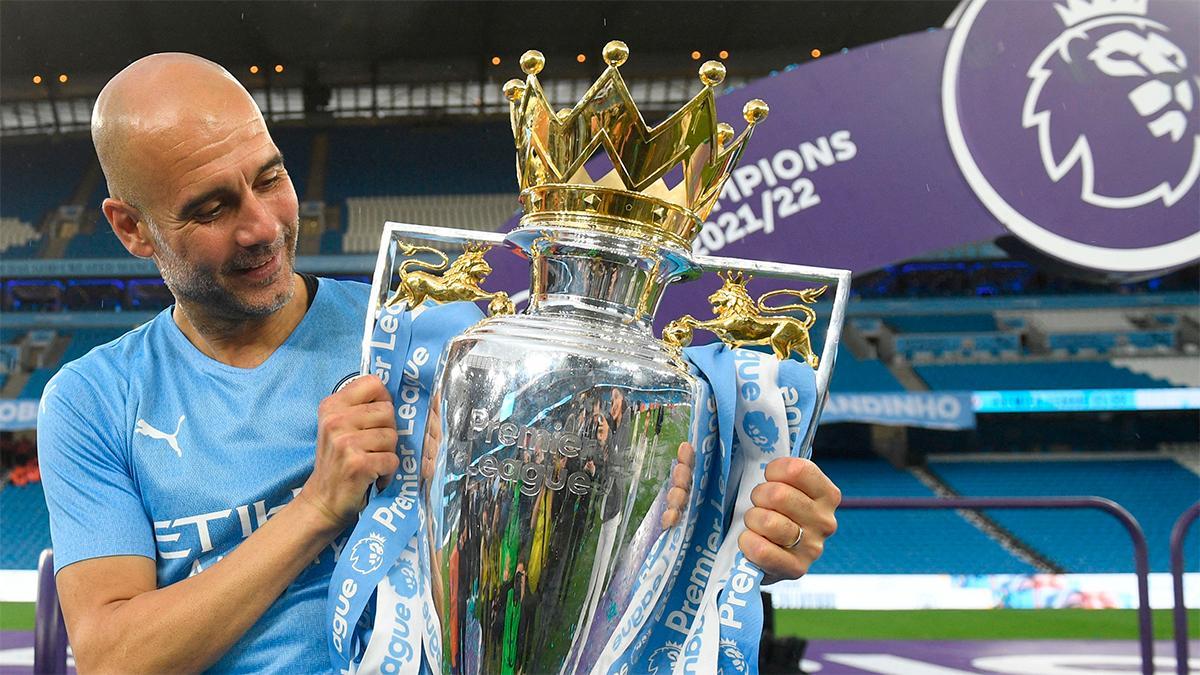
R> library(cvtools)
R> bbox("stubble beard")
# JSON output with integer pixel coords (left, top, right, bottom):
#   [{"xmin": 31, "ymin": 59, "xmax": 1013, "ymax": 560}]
[{"xmin": 151, "ymin": 218, "xmax": 300, "ymax": 322}]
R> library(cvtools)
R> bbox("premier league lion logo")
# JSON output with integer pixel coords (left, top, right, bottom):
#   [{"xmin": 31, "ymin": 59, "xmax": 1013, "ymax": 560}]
[
  {"xmin": 646, "ymin": 642, "xmax": 682, "ymax": 675},
  {"xmin": 392, "ymin": 558, "xmax": 420, "ymax": 599},
  {"xmin": 718, "ymin": 638, "xmax": 749, "ymax": 674},
  {"xmin": 741, "ymin": 410, "xmax": 781, "ymax": 453},
  {"xmin": 348, "ymin": 532, "xmax": 387, "ymax": 575},
  {"xmin": 1023, "ymin": 0, "xmax": 1200, "ymax": 208}
]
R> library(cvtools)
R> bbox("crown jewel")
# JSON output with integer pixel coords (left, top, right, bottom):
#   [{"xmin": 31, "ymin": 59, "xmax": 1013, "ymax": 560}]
[
  {"xmin": 505, "ymin": 40, "xmax": 768, "ymax": 249},
  {"xmin": 1054, "ymin": 0, "xmax": 1147, "ymax": 26}
]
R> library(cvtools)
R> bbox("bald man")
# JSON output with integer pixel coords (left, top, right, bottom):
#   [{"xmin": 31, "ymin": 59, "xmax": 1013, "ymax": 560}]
[{"xmin": 37, "ymin": 53, "xmax": 840, "ymax": 672}]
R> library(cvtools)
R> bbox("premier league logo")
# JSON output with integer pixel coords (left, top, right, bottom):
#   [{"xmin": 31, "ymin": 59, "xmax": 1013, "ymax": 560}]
[
  {"xmin": 392, "ymin": 558, "xmax": 419, "ymax": 599},
  {"xmin": 348, "ymin": 533, "xmax": 387, "ymax": 575},
  {"xmin": 1023, "ymin": 0, "xmax": 1199, "ymax": 209},
  {"xmin": 741, "ymin": 411, "xmax": 780, "ymax": 453},
  {"xmin": 944, "ymin": 0, "xmax": 1200, "ymax": 273}
]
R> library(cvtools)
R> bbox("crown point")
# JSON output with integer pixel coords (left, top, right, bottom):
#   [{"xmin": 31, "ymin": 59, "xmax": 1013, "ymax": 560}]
[
  {"xmin": 502, "ymin": 78, "xmax": 526, "ymax": 102},
  {"xmin": 699, "ymin": 60, "xmax": 726, "ymax": 87},
  {"xmin": 716, "ymin": 122, "xmax": 735, "ymax": 146},
  {"xmin": 521, "ymin": 50, "xmax": 545, "ymax": 75},
  {"xmin": 743, "ymin": 99, "xmax": 769, "ymax": 124},
  {"xmin": 603, "ymin": 40, "xmax": 629, "ymax": 67}
]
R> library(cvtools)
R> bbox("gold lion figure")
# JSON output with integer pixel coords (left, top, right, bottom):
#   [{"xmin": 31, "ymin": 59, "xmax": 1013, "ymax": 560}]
[
  {"xmin": 386, "ymin": 242, "xmax": 513, "ymax": 315},
  {"xmin": 663, "ymin": 271, "xmax": 825, "ymax": 367}
]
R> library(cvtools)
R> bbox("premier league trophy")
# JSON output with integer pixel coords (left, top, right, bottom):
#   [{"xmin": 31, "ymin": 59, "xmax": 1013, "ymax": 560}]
[{"xmin": 342, "ymin": 41, "xmax": 850, "ymax": 675}]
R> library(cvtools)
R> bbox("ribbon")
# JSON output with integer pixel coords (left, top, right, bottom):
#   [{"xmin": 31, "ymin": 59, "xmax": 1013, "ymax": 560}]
[
  {"xmin": 327, "ymin": 301, "xmax": 484, "ymax": 674},
  {"xmin": 327, "ymin": 303, "xmax": 818, "ymax": 675}
]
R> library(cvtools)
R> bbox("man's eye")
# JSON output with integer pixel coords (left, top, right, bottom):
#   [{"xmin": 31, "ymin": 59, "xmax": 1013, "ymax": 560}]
[
  {"xmin": 195, "ymin": 205, "xmax": 223, "ymax": 222},
  {"xmin": 258, "ymin": 171, "xmax": 285, "ymax": 190}
]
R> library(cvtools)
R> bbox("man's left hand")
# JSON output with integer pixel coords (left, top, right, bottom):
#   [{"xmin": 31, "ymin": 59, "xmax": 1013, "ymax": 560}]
[{"xmin": 740, "ymin": 457, "xmax": 840, "ymax": 582}]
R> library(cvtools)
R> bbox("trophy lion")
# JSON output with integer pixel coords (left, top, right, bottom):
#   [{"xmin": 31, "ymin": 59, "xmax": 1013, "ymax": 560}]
[
  {"xmin": 387, "ymin": 242, "xmax": 514, "ymax": 315},
  {"xmin": 663, "ymin": 271, "xmax": 825, "ymax": 367}
]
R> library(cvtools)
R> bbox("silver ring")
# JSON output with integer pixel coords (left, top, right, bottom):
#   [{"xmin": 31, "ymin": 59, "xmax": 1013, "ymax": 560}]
[{"xmin": 785, "ymin": 526, "xmax": 804, "ymax": 550}]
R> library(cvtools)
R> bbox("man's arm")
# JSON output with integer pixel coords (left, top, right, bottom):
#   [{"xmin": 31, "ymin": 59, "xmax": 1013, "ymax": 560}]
[{"xmin": 51, "ymin": 375, "xmax": 398, "ymax": 673}]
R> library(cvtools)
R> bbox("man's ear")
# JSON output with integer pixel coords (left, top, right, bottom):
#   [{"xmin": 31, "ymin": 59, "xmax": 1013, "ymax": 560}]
[{"xmin": 102, "ymin": 197, "xmax": 155, "ymax": 259}]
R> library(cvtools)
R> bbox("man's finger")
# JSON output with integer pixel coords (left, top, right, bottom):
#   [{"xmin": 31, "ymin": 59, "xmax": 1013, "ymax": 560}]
[
  {"xmin": 670, "ymin": 463, "xmax": 691, "ymax": 490},
  {"xmin": 737, "ymin": 530, "xmax": 807, "ymax": 580},
  {"xmin": 336, "ymin": 374, "xmax": 392, "ymax": 406},
  {"xmin": 763, "ymin": 457, "xmax": 837, "ymax": 502},
  {"xmin": 750, "ymin": 480, "xmax": 813, "ymax": 525},
  {"xmin": 665, "ymin": 486, "xmax": 688, "ymax": 511},
  {"xmin": 675, "ymin": 441, "xmax": 695, "ymax": 469},
  {"xmin": 743, "ymin": 506, "xmax": 803, "ymax": 549}
]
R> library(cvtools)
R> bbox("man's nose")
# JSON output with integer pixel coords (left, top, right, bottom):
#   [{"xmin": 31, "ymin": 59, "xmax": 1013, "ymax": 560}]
[{"xmin": 235, "ymin": 193, "xmax": 280, "ymax": 248}]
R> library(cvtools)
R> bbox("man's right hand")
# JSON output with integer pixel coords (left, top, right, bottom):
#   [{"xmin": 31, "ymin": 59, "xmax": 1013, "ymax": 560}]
[{"xmin": 300, "ymin": 374, "xmax": 399, "ymax": 530}]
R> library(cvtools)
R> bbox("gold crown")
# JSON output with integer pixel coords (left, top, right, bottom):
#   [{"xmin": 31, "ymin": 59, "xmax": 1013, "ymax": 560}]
[{"xmin": 504, "ymin": 40, "xmax": 768, "ymax": 250}]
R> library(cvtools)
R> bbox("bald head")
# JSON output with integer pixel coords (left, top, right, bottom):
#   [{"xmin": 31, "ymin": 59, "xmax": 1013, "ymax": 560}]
[{"xmin": 92, "ymin": 53, "xmax": 264, "ymax": 208}]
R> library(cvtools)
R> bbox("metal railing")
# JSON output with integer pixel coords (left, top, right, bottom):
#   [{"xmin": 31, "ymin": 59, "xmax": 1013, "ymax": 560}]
[
  {"xmin": 839, "ymin": 496, "xmax": 1156, "ymax": 675},
  {"xmin": 1170, "ymin": 502, "xmax": 1200, "ymax": 675}
]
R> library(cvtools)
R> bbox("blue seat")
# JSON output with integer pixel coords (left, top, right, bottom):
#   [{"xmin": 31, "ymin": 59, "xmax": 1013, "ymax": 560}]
[
  {"xmin": 813, "ymin": 458, "xmax": 1033, "ymax": 574},
  {"xmin": 930, "ymin": 459, "xmax": 1200, "ymax": 572},
  {"xmin": 0, "ymin": 482, "xmax": 52, "ymax": 569},
  {"xmin": 829, "ymin": 351, "xmax": 906, "ymax": 393},
  {"xmin": 915, "ymin": 361, "xmax": 1174, "ymax": 390}
]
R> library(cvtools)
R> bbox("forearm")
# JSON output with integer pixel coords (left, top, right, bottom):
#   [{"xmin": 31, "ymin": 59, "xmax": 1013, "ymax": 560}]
[{"xmin": 71, "ymin": 497, "xmax": 342, "ymax": 673}]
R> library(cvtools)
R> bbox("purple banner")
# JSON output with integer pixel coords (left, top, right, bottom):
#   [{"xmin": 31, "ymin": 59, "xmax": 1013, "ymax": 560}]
[{"xmin": 490, "ymin": 0, "xmax": 1199, "ymax": 321}]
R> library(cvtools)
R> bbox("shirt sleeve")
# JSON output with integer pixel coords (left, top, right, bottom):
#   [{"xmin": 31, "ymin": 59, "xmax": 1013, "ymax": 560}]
[{"xmin": 37, "ymin": 367, "xmax": 155, "ymax": 573}]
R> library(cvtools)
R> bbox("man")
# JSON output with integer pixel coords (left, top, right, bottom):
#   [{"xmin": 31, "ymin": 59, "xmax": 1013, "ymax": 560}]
[{"xmin": 38, "ymin": 53, "xmax": 841, "ymax": 672}]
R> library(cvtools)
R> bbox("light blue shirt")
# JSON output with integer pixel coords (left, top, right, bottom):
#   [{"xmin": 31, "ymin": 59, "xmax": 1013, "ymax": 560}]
[{"xmin": 38, "ymin": 277, "xmax": 369, "ymax": 673}]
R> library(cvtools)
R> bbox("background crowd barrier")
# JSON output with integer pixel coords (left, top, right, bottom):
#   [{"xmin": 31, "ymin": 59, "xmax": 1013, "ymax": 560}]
[{"xmin": 839, "ymin": 496, "xmax": 1155, "ymax": 675}]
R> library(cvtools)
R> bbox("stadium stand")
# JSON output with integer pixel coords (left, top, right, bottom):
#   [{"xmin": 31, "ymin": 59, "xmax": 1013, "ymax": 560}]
[
  {"xmin": 813, "ymin": 458, "xmax": 1034, "ymax": 574},
  {"xmin": 322, "ymin": 123, "xmax": 514, "ymax": 205},
  {"xmin": 0, "ymin": 217, "xmax": 42, "ymax": 257},
  {"xmin": 928, "ymin": 457, "xmax": 1200, "ymax": 573},
  {"xmin": 342, "ymin": 193, "xmax": 518, "ymax": 252},
  {"xmin": 1111, "ymin": 356, "xmax": 1200, "ymax": 387},
  {"xmin": 914, "ymin": 361, "xmax": 1175, "ymax": 390},
  {"xmin": 0, "ymin": 481, "xmax": 52, "ymax": 569},
  {"xmin": 829, "ymin": 350, "xmax": 906, "ymax": 393},
  {"xmin": 0, "ymin": 138, "xmax": 93, "ymax": 226}
]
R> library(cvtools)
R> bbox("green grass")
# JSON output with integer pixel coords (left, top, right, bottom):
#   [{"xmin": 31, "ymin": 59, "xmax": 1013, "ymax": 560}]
[
  {"xmin": 3, "ymin": 602, "xmax": 1195, "ymax": 641},
  {"xmin": 0, "ymin": 602, "xmax": 35, "ymax": 630},
  {"xmin": 775, "ymin": 609, "xmax": 1200, "ymax": 640}
]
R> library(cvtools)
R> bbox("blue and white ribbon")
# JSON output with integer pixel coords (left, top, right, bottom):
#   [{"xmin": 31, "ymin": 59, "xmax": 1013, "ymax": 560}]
[
  {"xmin": 327, "ymin": 301, "xmax": 483, "ymax": 674},
  {"xmin": 327, "ymin": 303, "xmax": 818, "ymax": 675}
]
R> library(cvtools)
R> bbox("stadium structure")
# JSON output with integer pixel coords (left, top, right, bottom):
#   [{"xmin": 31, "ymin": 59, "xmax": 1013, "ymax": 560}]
[{"xmin": 1, "ymin": 2, "xmax": 1197, "ymax": 673}]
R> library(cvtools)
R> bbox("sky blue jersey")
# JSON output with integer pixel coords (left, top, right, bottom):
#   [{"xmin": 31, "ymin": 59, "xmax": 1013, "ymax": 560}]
[{"xmin": 38, "ymin": 277, "xmax": 370, "ymax": 673}]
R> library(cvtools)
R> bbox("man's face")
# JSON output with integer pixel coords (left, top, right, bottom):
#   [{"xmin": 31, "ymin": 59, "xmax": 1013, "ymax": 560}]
[{"xmin": 135, "ymin": 106, "xmax": 300, "ymax": 319}]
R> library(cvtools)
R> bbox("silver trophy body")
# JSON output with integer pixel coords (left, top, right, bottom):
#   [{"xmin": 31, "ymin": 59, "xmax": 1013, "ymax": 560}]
[
  {"xmin": 362, "ymin": 221, "xmax": 850, "ymax": 675},
  {"xmin": 428, "ymin": 226, "xmax": 700, "ymax": 674}
]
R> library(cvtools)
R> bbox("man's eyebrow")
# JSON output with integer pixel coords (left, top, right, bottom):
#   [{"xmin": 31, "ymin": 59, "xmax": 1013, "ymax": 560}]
[{"xmin": 175, "ymin": 153, "xmax": 286, "ymax": 218}]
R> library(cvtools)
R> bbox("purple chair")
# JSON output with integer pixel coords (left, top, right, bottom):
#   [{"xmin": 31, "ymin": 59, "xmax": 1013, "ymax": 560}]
[{"xmin": 34, "ymin": 549, "xmax": 68, "ymax": 674}]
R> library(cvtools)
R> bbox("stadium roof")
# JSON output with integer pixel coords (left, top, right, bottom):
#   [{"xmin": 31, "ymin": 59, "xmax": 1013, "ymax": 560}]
[{"xmin": 1, "ymin": 1, "xmax": 957, "ymax": 96}]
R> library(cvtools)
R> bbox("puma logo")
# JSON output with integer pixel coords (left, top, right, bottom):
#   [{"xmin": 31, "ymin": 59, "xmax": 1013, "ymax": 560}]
[{"xmin": 135, "ymin": 415, "xmax": 186, "ymax": 458}]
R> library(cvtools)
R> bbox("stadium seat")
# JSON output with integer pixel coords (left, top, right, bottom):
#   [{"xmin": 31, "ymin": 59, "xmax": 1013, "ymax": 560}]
[
  {"xmin": 929, "ymin": 458, "xmax": 1200, "ymax": 573},
  {"xmin": 829, "ymin": 351, "xmax": 906, "ymax": 393},
  {"xmin": 0, "ymin": 482, "xmax": 53, "ymax": 569},
  {"xmin": 885, "ymin": 314, "xmax": 997, "ymax": 333},
  {"xmin": 813, "ymin": 458, "xmax": 1034, "ymax": 574},
  {"xmin": 914, "ymin": 361, "xmax": 1174, "ymax": 390}
]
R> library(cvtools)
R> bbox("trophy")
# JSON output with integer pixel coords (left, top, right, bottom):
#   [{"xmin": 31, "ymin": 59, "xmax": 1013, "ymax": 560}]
[{"xmin": 360, "ymin": 41, "xmax": 850, "ymax": 674}]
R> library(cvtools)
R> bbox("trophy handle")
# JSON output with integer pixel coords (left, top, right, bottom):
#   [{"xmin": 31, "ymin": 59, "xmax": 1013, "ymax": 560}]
[
  {"xmin": 666, "ymin": 254, "xmax": 852, "ymax": 452},
  {"xmin": 361, "ymin": 222, "xmax": 514, "ymax": 376}
]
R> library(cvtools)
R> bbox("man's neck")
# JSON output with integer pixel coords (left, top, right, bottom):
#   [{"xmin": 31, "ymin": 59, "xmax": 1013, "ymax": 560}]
[{"xmin": 172, "ymin": 274, "xmax": 310, "ymax": 369}]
